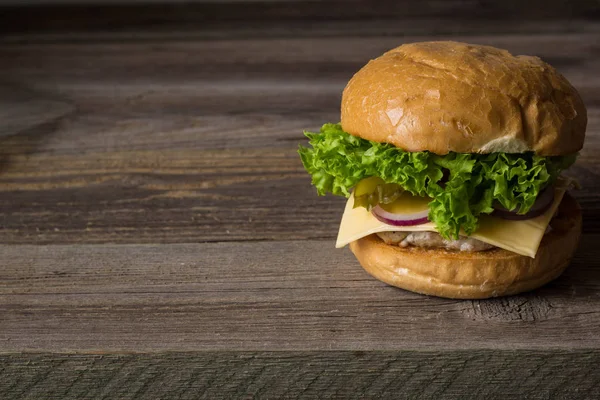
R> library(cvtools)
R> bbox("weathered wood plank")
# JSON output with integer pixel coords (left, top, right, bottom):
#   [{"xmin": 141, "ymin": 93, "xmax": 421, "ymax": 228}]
[
  {"xmin": 0, "ymin": 110, "xmax": 597, "ymax": 244},
  {"xmin": 0, "ymin": 238, "xmax": 599, "ymax": 353},
  {"xmin": 1, "ymin": 351, "xmax": 600, "ymax": 399},
  {"xmin": 0, "ymin": 34, "xmax": 598, "ymax": 244},
  {"xmin": 4, "ymin": 19, "xmax": 600, "ymax": 47},
  {"xmin": 0, "ymin": 83, "xmax": 73, "ymax": 137},
  {"xmin": 2, "ymin": 34, "xmax": 600, "ymax": 87},
  {"xmin": 1, "ymin": 0, "xmax": 598, "ymax": 38}
]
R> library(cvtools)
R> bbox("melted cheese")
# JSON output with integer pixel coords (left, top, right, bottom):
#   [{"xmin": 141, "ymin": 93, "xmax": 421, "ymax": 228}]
[{"xmin": 336, "ymin": 179, "xmax": 570, "ymax": 258}]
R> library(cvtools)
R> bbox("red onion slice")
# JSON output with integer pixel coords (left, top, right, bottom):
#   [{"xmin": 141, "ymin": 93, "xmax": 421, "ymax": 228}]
[
  {"xmin": 372, "ymin": 205, "xmax": 430, "ymax": 226},
  {"xmin": 492, "ymin": 186, "xmax": 555, "ymax": 220}
]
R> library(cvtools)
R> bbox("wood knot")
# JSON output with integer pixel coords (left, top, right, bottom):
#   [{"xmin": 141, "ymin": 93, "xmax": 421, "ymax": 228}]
[{"xmin": 464, "ymin": 295, "xmax": 554, "ymax": 322}]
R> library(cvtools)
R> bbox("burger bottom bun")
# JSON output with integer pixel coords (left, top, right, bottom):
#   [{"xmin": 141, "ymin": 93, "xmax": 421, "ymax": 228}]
[{"xmin": 349, "ymin": 193, "xmax": 582, "ymax": 299}]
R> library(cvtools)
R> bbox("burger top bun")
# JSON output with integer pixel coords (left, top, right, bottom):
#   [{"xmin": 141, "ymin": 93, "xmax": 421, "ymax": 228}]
[{"xmin": 341, "ymin": 41, "xmax": 586, "ymax": 156}]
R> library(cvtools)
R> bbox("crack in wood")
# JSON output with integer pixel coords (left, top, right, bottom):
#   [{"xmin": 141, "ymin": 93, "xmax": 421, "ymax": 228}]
[{"xmin": 464, "ymin": 295, "xmax": 554, "ymax": 322}]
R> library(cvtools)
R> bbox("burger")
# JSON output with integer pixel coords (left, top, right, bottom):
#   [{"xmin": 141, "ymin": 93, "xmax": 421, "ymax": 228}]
[{"xmin": 298, "ymin": 41, "xmax": 585, "ymax": 299}]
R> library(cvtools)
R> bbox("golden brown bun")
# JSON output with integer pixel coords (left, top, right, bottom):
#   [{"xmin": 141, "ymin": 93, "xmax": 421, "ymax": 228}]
[
  {"xmin": 349, "ymin": 193, "xmax": 581, "ymax": 299},
  {"xmin": 341, "ymin": 41, "xmax": 586, "ymax": 156}
]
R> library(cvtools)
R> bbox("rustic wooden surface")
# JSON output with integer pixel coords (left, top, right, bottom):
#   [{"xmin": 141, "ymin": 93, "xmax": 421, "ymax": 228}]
[
  {"xmin": 2, "ymin": 351, "xmax": 600, "ymax": 399},
  {"xmin": 0, "ymin": 84, "xmax": 73, "ymax": 137},
  {"xmin": 1, "ymin": 1, "xmax": 600, "ymax": 398}
]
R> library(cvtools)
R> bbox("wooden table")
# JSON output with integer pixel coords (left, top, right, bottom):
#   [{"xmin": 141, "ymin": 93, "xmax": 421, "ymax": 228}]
[{"xmin": 0, "ymin": 2, "xmax": 599, "ymax": 398}]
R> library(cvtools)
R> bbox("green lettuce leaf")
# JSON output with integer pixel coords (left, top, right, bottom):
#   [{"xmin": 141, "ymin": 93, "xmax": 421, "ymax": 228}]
[{"xmin": 298, "ymin": 123, "xmax": 576, "ymax": 239}]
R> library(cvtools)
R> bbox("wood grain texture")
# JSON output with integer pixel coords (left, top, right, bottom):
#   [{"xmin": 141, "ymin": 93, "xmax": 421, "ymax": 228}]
[
  {"xmin": 0, "ymin": 83, "xmax": 73, "ymax": 137},
  {"xmin": 2, "ymin": 351, "xmax": 600, "ymax": 400},
  {"xmin": 0, "ymin": 34, "xmax": 598, "ymax": 244},
  {"xmin": 1, "ymin": 0, "xmax": 598, "ymax": 37},
  {"xmin": 1, "ymin": 238, "xmax": 600, "ymax": 353},
  {"xmin": 1, "ymin": 2, "xmax": 600, "ymax": 395}
]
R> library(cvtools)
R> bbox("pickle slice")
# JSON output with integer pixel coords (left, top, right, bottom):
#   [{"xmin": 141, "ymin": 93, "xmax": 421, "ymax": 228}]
[
  {"xmin": 352, "ymin": 177, "xmax": 405, "ymax": 210},
  {"xmin": 379, "ymin": 192, "xmax": 432, "ymax": 214},
  {"xmin": 354, "ymin": 176, "xmax": 386, "ymax": 197}
]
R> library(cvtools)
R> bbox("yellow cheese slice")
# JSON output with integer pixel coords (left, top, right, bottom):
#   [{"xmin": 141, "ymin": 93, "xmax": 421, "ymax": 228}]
[{"xmin": 336, "ymin": 178, "xmax": 570, "ymax": 258}]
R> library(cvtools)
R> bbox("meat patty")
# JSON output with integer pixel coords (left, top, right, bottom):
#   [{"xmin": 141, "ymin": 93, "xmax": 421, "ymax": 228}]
[{"xmin": 376, "ymin": 231, "xmax": 494, "ymax": 252}]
